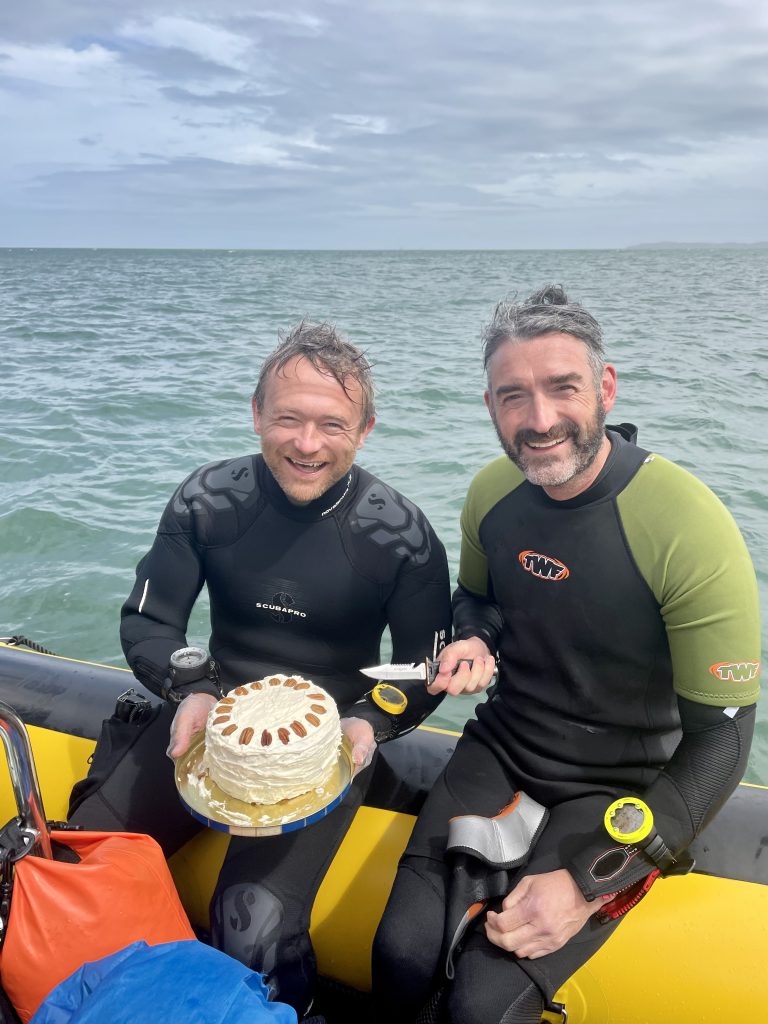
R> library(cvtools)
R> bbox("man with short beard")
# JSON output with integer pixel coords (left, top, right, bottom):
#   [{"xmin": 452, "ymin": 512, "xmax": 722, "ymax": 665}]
[{"xmin": 373, "ymin": 285, "xmax": 761, "ymax": 1024}]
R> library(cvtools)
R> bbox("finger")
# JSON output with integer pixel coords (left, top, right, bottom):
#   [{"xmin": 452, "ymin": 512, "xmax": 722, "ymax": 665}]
[
  {"xmin": 444, "ymin": 660, "xmax": 484, "ymax": 696},
  {"xmin": 351, "ymin": 742, "xmax": 374, "ymax": 775},
  {"xmin": 352, "ymin": 743, "xmax": 369, "ymax": 765},
  {"xmin": 486, "ymin": 905, "xmax": 528, "ymax": 934},
  {"xmin": 436, "ymin": 646, "xmax": 464, "ymax": 672},
  {"xmin": 484, "ymin": 917, "xmax": 535, "ymax": 953},
  {"xmin": 453, "ymin": 659, "xmax": 486, "ymax": 695},
  {"xmin": 167, "ymin": 726, "xmax": 190, "ymax": 760},
  {"xmin": 461, "ymin": 655, "xmax": 496, "ymax": 694},
  {"xmin": 501, "ymin": 888, "xmax": 526, "ymax": 913},
  {"xmin": 427, "ymin": 659, "xmax": 466, "ymax": 694}
]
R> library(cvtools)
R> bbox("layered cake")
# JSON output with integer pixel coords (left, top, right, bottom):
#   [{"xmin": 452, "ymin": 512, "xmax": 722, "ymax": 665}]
[{"xmin": 202, "ymin": 674, "xmax": 342, "ymax": 804}]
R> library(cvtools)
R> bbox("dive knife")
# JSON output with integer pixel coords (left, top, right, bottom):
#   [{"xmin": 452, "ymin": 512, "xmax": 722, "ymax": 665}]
[{"xmin": 361, "ymin": 658, "xmax": 498, "ymax": 687}]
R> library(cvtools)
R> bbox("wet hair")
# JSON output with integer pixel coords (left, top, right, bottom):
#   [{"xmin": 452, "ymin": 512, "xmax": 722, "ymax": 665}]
[
  {"xmin": 253, "ymin": 319, "xmax": 375, "ymax": 426},
  {"xmin": 482, "ymin": 284, "xmax": 606, "ymax": 384}
]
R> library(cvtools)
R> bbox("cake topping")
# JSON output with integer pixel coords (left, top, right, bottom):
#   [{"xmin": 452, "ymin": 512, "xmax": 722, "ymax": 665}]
[{"xmin": 202, "ymin": 674, "xmax": 342, "ymax": 804}]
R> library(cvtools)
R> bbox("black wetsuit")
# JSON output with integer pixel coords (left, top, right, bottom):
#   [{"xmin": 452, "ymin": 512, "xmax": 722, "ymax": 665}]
[
  {"xmin": 69, "ymin": 455, "xmax": 451, "ymax": 1015},
  {"xmin": 373, "ymin": 429, "xmax": 760, "ymax": 1024}
]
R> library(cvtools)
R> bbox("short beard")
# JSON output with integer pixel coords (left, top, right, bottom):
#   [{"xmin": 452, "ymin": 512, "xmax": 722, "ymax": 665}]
[{"xmin": 493, "ymin": 401, "xmax": 607, "ymax": 488}]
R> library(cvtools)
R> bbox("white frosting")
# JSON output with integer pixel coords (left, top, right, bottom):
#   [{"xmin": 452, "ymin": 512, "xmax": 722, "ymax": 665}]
[{"xmin": 202, "ymin": 674, "xmax": 342, "ymax": 804}]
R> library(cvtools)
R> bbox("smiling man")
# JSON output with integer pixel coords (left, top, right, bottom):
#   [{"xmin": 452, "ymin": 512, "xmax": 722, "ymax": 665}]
[
  {"xmin": 69, "ymin": 321, "xmax": 451, "ymax": 1021},
  {"xmin": 373, "ymin": 286, "xmax": 761, "ymax": 1024}
]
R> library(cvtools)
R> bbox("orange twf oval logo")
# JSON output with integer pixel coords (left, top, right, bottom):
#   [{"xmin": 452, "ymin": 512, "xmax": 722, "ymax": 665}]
[
  {"xmin": 708, "ymin": 661, "xmax": 760, "ymax": 683},
  {"xmin": 518, "ymin": 550, "xmax": 570, "ymax": 581}
]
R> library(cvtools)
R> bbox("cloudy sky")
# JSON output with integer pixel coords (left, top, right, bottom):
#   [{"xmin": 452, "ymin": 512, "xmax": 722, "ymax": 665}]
[{"xmin": 1, "ymin": 0, "xmax": 766, "ymax": 248}]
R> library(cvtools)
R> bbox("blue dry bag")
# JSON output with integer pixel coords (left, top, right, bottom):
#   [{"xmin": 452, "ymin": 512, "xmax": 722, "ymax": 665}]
[{"xmin": 30, "ymin": 939, "xmax": 297, "ymax": 1024}]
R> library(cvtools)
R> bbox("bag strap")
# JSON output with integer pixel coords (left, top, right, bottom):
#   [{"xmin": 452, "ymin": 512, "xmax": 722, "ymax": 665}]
[{"xmin": 0, "ymin": 818, "xmax": 38, "ymax": 950}]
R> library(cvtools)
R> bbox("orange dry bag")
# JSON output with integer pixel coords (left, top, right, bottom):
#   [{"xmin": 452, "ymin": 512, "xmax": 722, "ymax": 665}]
[{"xmin": 0, "ymin": 702, "xmax": 194, "ymax": 1022}]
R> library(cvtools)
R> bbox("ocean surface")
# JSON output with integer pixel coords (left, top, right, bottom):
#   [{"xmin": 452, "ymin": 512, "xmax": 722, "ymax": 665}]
[{"xmin": 1, "ymin": 247, "xmax": 766, "ymax": 781}]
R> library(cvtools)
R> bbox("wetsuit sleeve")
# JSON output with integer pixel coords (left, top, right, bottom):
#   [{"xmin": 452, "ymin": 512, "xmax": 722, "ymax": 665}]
[
  {"xmin": 567, "ymin": 699, "xmax": 756, "ymax": 900},
  {"xmin": 617, "ymin": 455, "xmax": 761, "ymax": 707},
  {"xmin": 120, "ymin": 477, "xmax": 209, "ymax": 699},
  {"xmin": 452, "ymin": 585, "xmax": 503, "ymax": 652},
  {"xmin": 568, "ymin": 457, "xmax": 760, "ymax": 900},
  {"xmin": 351, "ymin": 521, "xmax": 452, "ymax": 742},
  {"xmin": 453, "ymin": 463, "xmax": 516, "ymax": 650}
]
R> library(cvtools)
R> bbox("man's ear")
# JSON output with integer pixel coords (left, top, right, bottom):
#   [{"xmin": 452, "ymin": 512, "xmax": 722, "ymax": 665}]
[
  {"xmin": 601, "ymin": 364, "xmax": 617, "ymax": 414},
  {"xmin": 484, "ymin": 390, "xmax": 493, "ymax": 417},
  {"xmin": 357, "ymin": 416, "xmax": 376, "ymax": 449},
  {"xmin": 252, "ymin": 397, "xmax": 262, "ymax": 436}
]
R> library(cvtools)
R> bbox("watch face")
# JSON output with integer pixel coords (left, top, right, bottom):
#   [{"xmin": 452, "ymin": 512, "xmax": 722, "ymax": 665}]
[
  {"xmin": 610, "ymin": 803, "xmax": 646, "ymax": 836},
  {"xmin": 170, "ymin": 647, "xmax": 208, "ymax": 670}
]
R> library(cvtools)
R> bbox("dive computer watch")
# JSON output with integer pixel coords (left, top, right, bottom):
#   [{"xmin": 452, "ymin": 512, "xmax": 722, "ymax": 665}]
[{"xmin": 166, "ymin": 646, "xmax": 221, "ymax": 702}]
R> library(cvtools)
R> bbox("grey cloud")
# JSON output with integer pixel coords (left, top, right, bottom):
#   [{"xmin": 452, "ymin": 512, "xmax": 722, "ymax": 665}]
[
  {"xmin": 115, "ymin": 41, "xmax": 245, "ymax": 83},
  {"xmin": 160, "ymin": 86, "xmax": 276, "ymax": 111},
  {"xmin": 1, "ymin": 0, "xmax": 767, "ymax": 246}
]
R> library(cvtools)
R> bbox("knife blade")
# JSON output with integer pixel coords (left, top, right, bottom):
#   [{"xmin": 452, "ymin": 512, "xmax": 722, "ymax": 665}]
[{"xmin": 361, "ymin": 658, "xmax": 497, "ymax": 687}]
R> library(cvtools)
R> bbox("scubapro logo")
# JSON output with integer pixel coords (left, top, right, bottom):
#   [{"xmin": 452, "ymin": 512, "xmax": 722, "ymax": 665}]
[
  {"xmin": 709, "ymin": 661, "xmax": 760, "ymax": 683},
  {"xmin": 255, "ymin": 591, "xmax": 308, "ymax": 623},
  {"xmin": 518, "ymin": 550, "xmax": 570, "ymax": 581}
]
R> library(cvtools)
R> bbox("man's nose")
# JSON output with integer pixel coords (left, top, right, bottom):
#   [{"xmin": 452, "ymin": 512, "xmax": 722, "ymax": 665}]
[
  {"xmin": 292, "ymin": 422, "xmax": 322, "ymax": 452},
  {"xmin": 526, "ymin": 394, "xmax": 559, "ymax": 435}
]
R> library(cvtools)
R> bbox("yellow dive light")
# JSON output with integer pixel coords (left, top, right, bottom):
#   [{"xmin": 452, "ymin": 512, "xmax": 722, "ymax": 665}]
[{"xmin": 370, "ymin": 683, "xmax": 408, "ymax": 715}]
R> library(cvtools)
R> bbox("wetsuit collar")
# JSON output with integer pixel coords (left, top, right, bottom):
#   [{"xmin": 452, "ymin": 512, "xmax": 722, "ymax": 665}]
[
  {"xmin": 533, "ymin": 424, "xmax": 642, "ymax": 510},
  {"xmin": 260, "ymin": 459, "xmax": 357, "ymax": 521}
]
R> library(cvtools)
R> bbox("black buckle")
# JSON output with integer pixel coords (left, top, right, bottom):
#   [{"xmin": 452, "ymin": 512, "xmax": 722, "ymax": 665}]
[
  {"xmin": 115, "ymin": 688, "xmax": 153, "ymax": 724},
  {"xmin": 0, "ymin": 817, "xmax": 38, "ymax": 950}
]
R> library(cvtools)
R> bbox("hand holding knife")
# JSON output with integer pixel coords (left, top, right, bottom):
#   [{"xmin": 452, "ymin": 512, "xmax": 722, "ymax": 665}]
[{"xmin": 362, "ymin": 650, "xmax": 497, "ymax": 696}]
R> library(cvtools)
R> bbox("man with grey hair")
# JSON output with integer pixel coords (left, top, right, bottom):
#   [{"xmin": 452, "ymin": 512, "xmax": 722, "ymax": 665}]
[
  {"xmin": 373, "ymin": 285, "xmax": 760, "ymax": 1023},
  {"xmin": 69, "ymin": 320, "xmax": 451, "ymax": 1021}
]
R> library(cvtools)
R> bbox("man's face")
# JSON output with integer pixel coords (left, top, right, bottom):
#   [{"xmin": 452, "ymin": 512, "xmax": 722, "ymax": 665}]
[
  {"xmin": 253, "ymin": 356, "xmax": 375, "ymax": 505},
  {"xmin": 484, "ymin": 333, "xmax": 617, "ymax": 496}
]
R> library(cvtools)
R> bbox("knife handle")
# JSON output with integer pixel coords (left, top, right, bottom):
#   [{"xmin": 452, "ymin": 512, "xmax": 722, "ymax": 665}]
[{"xmin": 426, "ymin": 658, "xmax": 498, "ymax": 687}]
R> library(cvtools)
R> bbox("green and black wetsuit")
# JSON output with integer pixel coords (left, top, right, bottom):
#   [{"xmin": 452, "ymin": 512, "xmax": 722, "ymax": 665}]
[
  {"xmin": 457, "ymin": 426, "xmax": 759, "ymax": 793},
  {"xmin": 373, "ymin": 428, "xmax": 760, "ymax": 1023}
]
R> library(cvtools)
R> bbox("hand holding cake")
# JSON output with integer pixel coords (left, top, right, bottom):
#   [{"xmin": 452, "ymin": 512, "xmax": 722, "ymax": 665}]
[{"xmin": 340, "ymin": 716, "xmax": 377, "ymax": 775}]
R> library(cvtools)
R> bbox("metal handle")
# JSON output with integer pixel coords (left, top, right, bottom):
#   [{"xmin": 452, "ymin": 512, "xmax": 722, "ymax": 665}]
[{"xmin": 0, "ymin": 700, "xmax": 53, "ymax": 859}]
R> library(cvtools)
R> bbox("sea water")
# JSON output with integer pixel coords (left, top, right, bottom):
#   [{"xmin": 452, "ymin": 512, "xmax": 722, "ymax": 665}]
[{"xmin": 1, "ymin": 247, "xmax": 766, "ymax": 780}]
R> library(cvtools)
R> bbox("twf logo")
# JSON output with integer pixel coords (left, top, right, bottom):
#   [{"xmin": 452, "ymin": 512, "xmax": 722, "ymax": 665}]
[
  {"xmin": 709, "ymin": 661, "xmax": 760, "ymax": 683},
  {"xmin": 518, "ymin": 550, "xmax": 570, "ymax": 581}
]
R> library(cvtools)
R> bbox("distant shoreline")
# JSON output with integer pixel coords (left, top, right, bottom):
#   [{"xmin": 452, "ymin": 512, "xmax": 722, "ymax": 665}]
[
  {"xmin": 625, "ymin": 241, "xmax": 768, "ymax": 250},
  {"xmin": 2, "ymin": 243, "xmax": 768, "ymax": 252}
]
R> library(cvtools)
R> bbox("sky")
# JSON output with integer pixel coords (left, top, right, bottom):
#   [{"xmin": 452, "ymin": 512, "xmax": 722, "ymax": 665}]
[{"xmin": 1, "ymin": 0, "xmax": 767, "ymax": 248}]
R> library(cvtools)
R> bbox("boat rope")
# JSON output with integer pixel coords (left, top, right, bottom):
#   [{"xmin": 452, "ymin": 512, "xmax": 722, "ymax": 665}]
[{"xmin": 0, "ymin": 636, "xmax": 58, "ymax": 656}]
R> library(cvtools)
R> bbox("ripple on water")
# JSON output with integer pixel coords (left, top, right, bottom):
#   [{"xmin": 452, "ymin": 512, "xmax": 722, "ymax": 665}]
[{"xmin": 2, "ymin": 247, "xmax": 767, "ymax": 776}]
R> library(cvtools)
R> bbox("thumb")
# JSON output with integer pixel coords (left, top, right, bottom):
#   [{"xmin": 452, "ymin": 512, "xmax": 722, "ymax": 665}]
[
  {"xmin": 501, "ymin": 877, "xmax": 529, "ymax": 912},
  {"xmin": 167, "ymin": 715, "xmax": 193, "ymax": 760},
  {"xmin": 352, "ymin": 740, "xmax": 371, "ymax": 765},
  {"xmin": 167, "ymin": 693, "xmax": 215, "ymax": 759}
]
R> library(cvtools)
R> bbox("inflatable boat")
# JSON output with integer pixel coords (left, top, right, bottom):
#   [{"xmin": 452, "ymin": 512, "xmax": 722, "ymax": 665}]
[{"xmin": 1, "ymin": 640, "xmax": 766, "ymax": 1023}]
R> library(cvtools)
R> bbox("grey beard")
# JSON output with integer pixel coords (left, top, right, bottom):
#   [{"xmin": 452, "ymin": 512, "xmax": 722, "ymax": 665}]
[{"xmin": 495, "ymin": 403, "xmax": 607, "ymax": 488}]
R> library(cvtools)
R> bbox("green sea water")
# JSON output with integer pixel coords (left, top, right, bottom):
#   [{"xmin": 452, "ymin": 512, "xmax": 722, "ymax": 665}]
[{"xmin": 1, "ymin": 247, "xmax": 766, "ymax": 780}]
